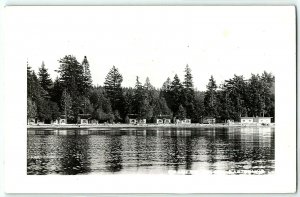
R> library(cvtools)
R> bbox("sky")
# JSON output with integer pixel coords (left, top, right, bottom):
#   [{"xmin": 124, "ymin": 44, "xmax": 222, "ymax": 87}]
[{"xmin": 5, "ymin": 6, "xmax": 294, "ymax": 91}]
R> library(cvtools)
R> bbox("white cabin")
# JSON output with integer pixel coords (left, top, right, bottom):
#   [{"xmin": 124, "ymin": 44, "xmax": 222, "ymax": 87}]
[
  {"xmin": 59, "ymin": 119, "xmax": 67, "ymax": 124},
  {"xmin": 80, "ymin": 119, "xmax": 88, "ymax": 124},
  {"xmin": 156, "ymin": 119, "xmax": 163, "ymax": 124}
]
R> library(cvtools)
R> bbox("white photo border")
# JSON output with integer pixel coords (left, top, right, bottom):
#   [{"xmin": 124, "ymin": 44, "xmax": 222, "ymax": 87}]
[{"xmin": 3, "ymin": 5, "xmax": 296, "ymax": 194}]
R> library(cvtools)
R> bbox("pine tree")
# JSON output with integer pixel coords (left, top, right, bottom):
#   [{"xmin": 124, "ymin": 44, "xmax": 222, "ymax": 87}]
[
  {"xmin": 144, "ymin": 77, "xmax": 156, "ymax": 107},
  {"xmin": 104, "ymin": 66, "xmax": 124, "ymax": 120},
  {"xmin": 260, "ymin": 71, "xmax": 275, "ymax": 117},
  {"xmin": 160, "ymin": 77, "xmax": 172, "ymax": 112},
  {"xmin": 27, "ymin": 61, "xmax": 52, "ymax": 122},
  {"xmin": 27, "ymin": 63, "xmax": 44, "ymax": 101},
  {"xmin": 183, "ymin": 64, "xmax": 195, "ymax": 120},
  {"xmin": 222, "ymin": 75, "xmax": 247, "ymax": 120},
  {"xmin": 204, "ymin": 75, "xmax": 218, "ymax": 117},
  {"xmin": 216, "ymin": 85, "xmax": 232, "ymax": 121},
  {"xmin": 57, "ymin": 55, "xmax": 89, "ymax": 121},
  {"xmin": 82, "ymin": 56, "xmax": 92, "ymax": 90},
  {"xmin": 248, "ymin": 74, "xmax": 263, "ymax": 117},
  {"xmin": 57, "ymin": 55, "xmax": 86, "ymax": 97},
  {"xmin": 38, "ymin": 61, "xmax": 53, "ymax": 94},
  {"xmin": 247, "ymin": 72, "xmax": 274, "ymax": 117},
  {"xmin": 183, "ymin": 64, "xmax": 194, "ymax": 91},
  {"xmin": 170, "ymin": 74, "xmax": 184, "ymax": 115},
  {"xmin": 133, "ymin": 76, "xmax": 145, "ymax": 118}
]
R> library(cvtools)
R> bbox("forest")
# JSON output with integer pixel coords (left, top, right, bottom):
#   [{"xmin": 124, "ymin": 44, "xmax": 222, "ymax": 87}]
[{"xmin": 27, "ymin": 55, "xmax": 275, "ymax": 124}]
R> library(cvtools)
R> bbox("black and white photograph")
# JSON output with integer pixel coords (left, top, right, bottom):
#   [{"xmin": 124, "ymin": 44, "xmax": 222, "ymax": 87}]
[{"xmin": 3, "ymin": 6, "xmax": 296, "ymax": 193}]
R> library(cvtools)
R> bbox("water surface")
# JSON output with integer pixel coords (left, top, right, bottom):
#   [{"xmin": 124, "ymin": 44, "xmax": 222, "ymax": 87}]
[{"xmin": 27, "ymin": 127, "xmax": 275, "ymax": 175}]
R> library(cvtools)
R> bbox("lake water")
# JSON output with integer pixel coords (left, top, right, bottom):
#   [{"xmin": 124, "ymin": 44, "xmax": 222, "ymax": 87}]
[{"xmin": 27, "ymin": 127, "xmax": 275, "ymax": 175}]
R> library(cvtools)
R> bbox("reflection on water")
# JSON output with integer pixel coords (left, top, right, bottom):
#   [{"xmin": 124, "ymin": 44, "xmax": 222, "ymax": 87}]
[{"xmin": 27, "ymin": 127, "xmax": 275, "ymax": 175}]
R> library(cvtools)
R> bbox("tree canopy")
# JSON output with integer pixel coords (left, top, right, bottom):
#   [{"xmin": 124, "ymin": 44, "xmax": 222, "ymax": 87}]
[{"xmin": 27, "ymin": 55, "xmax": 275, "ymax": 124}]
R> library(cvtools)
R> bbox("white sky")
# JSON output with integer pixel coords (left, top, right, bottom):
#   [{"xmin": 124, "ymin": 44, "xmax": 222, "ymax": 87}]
[{"xmin": 5, "ymin": 6, "xmax": 294, "ymax": 90}]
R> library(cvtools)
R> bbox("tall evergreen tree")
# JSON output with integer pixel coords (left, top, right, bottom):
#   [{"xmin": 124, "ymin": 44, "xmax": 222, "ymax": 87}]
[
  {"xmin": 247, "ymin": 72, "xmax": 274, "ymax": 117},
  {"xmin": 260, "ymin": 71, "xmax": 275, "ymax": 117},
  {"xmin": 161, "ymin": 77, "xmax": 172, "ymax": 110},
  {"xmin": 57, "ymin": 55, "xmax": 86, "ymax": 97},
  {"xmin": 27, "ymin": 64, "xmax": 44, "ymax": 101},
  {"xmin": 170, "ymin": 74, "xmax": 184, "ymax": 115},
  {"xmin": 247, "ymin": 74, "xmax": 264, "ymax": 117},
  {"xmin": 183, "ymin": 64, "xmax": 194, "ymax": 92},
  {"xmin": 216, "ymin": 85, "xmax": 233, "ymax": 121},
  {"xmin": 133, "ymin": 76, "xmax": 152, "ymax": 119},
  {"xmin": 57, "ymin": 55, "xmax": 91, "ymax": 121},
  {"xmin": 27, "ymin": 61, "xmax": 55, "ymax": 123},
  {"xmin": 183, "ymin": 64, "xmax": 195, "ymax": 120},
  {"xmin": 104, "ymin": 66, "xmax": 125, "ymax": 120},
  {"xmin": 38, "ymin": 61, "xmax": 53, "ymax": 94},
  {"xmin": 223, "ymin": 75, "xmax": 247, "ymax": 120},
  {"xmin": 144, "ymin": 77, "xmax": 157, "ymax": 107},
  {"xmin": 204, "ymin": 75, "xmax": 218, "ymax": 117},
  {"xmin": 82, "ymin": 56, "xmax": 92, "ymax": 89}
]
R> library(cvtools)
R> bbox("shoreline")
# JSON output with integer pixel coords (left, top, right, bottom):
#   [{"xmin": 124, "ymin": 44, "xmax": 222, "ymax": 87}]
[{"xmin": 27, "ymin": 123, "xmax": 275, "ymax": 130}]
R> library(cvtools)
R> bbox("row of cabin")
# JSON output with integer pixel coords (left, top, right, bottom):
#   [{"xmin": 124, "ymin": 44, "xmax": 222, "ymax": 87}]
[
  {"xmin": 156, "ymin": 119, "xmax": 171, "ymax": 124},
  {"xmin": 203, "ymin": 117, "xmax": 272, "ymax": 125},
  {"xmin": 52, "ymin": 119, "xmax": 99, "ymax": 125},
  {"xmin": 240, "ymin": 117, "xmax": 272, "ymax": 125},
  {"xmin": 128, "ymin": 118, "xmax": 192, "ymax": 125},
  {"xmin": 28, "ymin": 114, "xmax": 272, "ymax": 125},
  {"xmin": 27, "ymin": 114, "xmax": 99, "ymax": 125},
  {"xmin": 175, "ymin": 119, "xmax": 191, "ymax": 124},
  {"xmin": 129, "ymin": 119, "xmax": 147, "ymax": 124}
]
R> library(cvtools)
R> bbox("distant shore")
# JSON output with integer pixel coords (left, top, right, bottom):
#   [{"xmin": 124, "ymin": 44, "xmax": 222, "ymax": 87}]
[{"xmin": 27, "ymin": 123, "xmax": 275, "ymax": 129}]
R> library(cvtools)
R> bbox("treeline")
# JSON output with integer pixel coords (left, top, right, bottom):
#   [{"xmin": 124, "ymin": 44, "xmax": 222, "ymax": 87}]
[{"xmin": 27, "ymin": 55, "xmax": 275, "ymax": 124}]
